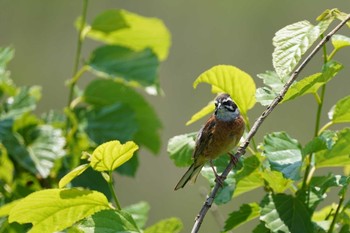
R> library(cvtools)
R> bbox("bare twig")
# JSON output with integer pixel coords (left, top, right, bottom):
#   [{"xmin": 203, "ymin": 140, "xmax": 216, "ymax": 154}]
[{"xmin": 191, "ymin": 14, "xmax": 350, "ymax": 233}]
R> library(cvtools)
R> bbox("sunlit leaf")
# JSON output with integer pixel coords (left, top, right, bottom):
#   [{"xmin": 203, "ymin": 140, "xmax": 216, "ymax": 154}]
[
  {"xmin": 86, "ymin": 9, "xmax": 171, "ymax": 61},
  {"xmin": 91, "ymin": 140, "xmax": 139, "ymax": 172},
  {"xmin": 329, "ymin": 95, "xmax": 350, "ymax": 123},
  {"xmin": 273, "ymin": 19, "xmax": 332, "ymax": 78},
  {"xmin": 261, "ymin": 171, "xmax": 293, "ymax": 193},
  {"xmin": 0, "ymin": 200, "xmax": 21, "ymax": 217},
  {"xmin": 78, "ymin": 209, "xmax": 140, "ymax": 233},
  {"xmin": 58, "ymin": 164, "xmax": 90, "ymax": 188},
  {"xmin": 224, "ymin": 202, "xmax": 260, "ymax": 231},
  {"xmin": 83, "ymin": 79, "xmax": 162, "ymax": 154},
  {"xmin": 260, "ymin": 193, "xmax": 314, "ymax": 233},
  {"xmin": 8, "ymin": 188, "xmax": 111, "ymax": 233},
  {"xmin": 124, "ymin": 201, "xmax": 150, "ymax": 229},
  {"xmin": 186, "ymin": 101, "xmax": 214, "ymax": 126},
  {"xmin": 167, "ymin": 132, "xmax": 196, "ymax": 167},
  {"xmin": 332, "ymin": 34, "xmax": 350, "ymax": 50},
  {"xmin": 193, "ymin": 65, "xmax": 256, "ymax": 116},
  {"xmin": 263, "ymin": 132, "xmax": 302, "ymax": 180},
  {"xmin": 283, "ymin": 61, "xmax": 342, "ymax": 102},
  {"xmin": 144, "ymin": 218, "xmax": 183, "ymax": 233},
  {"xmin": 87, "ymin": 45, "xmax": 159, "ymax": 87},
  {"xmin": 0, "ymin": 144, "xmax": 14, "ymax": 184}
]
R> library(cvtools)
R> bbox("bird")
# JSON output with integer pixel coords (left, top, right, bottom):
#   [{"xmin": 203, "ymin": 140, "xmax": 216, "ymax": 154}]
[{"xmin": 174, "ymin": 93, "xmax": 245, "ymax": 190}]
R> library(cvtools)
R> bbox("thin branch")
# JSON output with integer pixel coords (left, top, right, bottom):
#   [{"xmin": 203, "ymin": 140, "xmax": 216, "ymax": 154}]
[{"xmin": 191, "ymin": 14, "xmax": 350, "ymax": 233}]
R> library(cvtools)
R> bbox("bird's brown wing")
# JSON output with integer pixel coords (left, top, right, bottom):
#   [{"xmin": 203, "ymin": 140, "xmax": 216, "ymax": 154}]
[{"xmin": 193, "ymin": 117, "xmax": 216, "ymax": 160}]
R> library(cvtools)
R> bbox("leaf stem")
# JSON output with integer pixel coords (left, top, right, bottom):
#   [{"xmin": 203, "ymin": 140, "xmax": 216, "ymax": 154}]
[
  {"xmin": 67, "ymin": 0, "xmax": 88, "ymax": 108},
  {"xmin": 108, "ymin": 171, "xmax": 122, "ymax": 210},
  {"xmin": 328, "ymin": 195, "xmax": 345, "ymax": 233},
  {"xmin": 318, "ymin": 121, "xmax": 333, "ymax": 135}
]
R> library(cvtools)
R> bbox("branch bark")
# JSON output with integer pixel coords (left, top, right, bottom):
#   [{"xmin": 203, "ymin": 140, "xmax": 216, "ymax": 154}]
[{"xmin": 191, "ymin": 14, "xmax": 350, "ymax": 233}]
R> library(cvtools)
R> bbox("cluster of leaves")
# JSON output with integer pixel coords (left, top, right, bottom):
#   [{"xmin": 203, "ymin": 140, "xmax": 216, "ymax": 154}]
[
  {"xmin": 168, "ymin": 9, "xmax": 350, "ymax": 232},
  {"xmin": 0, "ymin": 4, "xmax": 183, "ymax": 233}
]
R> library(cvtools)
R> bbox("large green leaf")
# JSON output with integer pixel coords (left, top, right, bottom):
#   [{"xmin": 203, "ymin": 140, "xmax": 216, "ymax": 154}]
[
  {"xmin": 224, "ymin": 202, "xmax": 260, "ymax": 231},
  {"xmin": 263, "ymin": 132, "xmax": 302, "ymax": 180},
  {"xmin": 283, "ymin": 61, "xmax": 343, "ymax": 102},
  {"xmin": 86, "ymin": 9, "xmax": 171, "ymax": 61},
  {"xmin": 302, "ymin": 130, "xmax": 336, "ymax": 156},
  {"xmin": 77, "ymin": 209, "xmax": 141, "ymax": 233},
  {"xmin": 144, "ymin": 218, "xmax": 183, "ymax": 233},
  {"xmin": 90, "ymin": 140, "xmax": 138, "ymax": 172},
  {"xmin": 329, "ymin": 95, "xmax": 350, "ymax": 123},
  {"xmin": 272, "ymin": 19, "xmax": 332, "ymax": 78},
  {"xmin": 83, "ymin": 79, "xmax": 162, "ymax": 154},
  {"xmin": 8, "ymin": 188, "xmax": 111, "ymax": 233},
  {"xmin": 167, "ymin": 132, "xmax": 196, "ymax": 167},
  {"xmin": 260, "ymin": 193, "xmax": 314, "ymax": 233},
  {"xmin": 78, "ymin": 103, "xmax": 138, "ymax": 145},
  {"xmin": 193, "ymin": 65, "xmax": 256, "ymax": 117},
  {"xmin": 87, "ymin": 45, "xmax": 159, "ymax": 87},
  {"xmin": 234, "ymin": 155, "xmax": 263, "ymax": 197}
]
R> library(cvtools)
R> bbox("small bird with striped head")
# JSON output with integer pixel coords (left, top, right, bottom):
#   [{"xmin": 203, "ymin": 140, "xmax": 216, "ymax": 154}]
[{"xmin": 174, "ymin": 93, "xmax": 245, "ymax": 190}]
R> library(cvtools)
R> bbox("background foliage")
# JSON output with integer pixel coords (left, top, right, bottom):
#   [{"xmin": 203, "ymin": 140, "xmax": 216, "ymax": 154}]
[{"xmin": 0, "ymin": 1, "xmax": 350, "ymax": 232}]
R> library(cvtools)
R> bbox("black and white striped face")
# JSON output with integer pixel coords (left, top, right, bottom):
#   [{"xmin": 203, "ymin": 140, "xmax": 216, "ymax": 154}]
[{"xmin": 214, "ymin": 93, "xmax": 240, "ymax": 121}]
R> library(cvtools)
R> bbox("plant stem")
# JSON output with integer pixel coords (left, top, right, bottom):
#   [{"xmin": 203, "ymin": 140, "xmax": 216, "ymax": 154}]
[
  {"xmin": 108, "ymin": 171, "xmax": 122, "ymax": 210},
  {"xmin": 328, "ymin": 195, "xmax": 345, "ymax": 233},
  {"xmin": 67, "ymin": 0, "xmax": 89, "ymax": 109}
]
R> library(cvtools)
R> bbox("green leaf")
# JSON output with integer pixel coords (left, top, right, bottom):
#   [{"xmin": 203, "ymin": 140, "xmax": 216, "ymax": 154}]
[
  {"xmin": 316, "ymin": 128, "xmax": 350, "ymax": 167},
  {"xmin": 78, "ymin": 209, "xmax": 141, "ymax": 233},
  {"xmin": 8, "ymin": 188, "xmax": 111, "ymax": 233},
  {"xmin": 116, "ymin": 153, "xmax": 139, "ymax": 177},
  {"xmin": 302, "ymin": 130, "xmax": 336, "ymax": 156},
  {"xmin": 26, "ymin": 125, "xmax": 66, "ymax": 178},
  {"xmin": 87, "ymin": 45, "xmax": 159, "ymax": 87},
  {"xmin": 0, "ymin": 144, "xmax": 14, "ymax": 184},
  {"xmin": 186, "ymin": 101, "xmax": 215, "ymax": 126},
  {"xmin": 2, "ymin": 124, "xmax": 65, "ymax": 178},
  {"xmin": 252, "ymin": 222, "xmax": 271, "ymax": 233},
  {"xmin": 260, "ymin": 193, "xmax": 314, "ymax": 233},
  {"xmin": 0, "ymin": 200, "xmax": 21, "ymax": 217},
  {"xmin": 256, "ymin": 71, "xmax": 284, "ymax": 106},
  {"xmin": 283, "ymin": 61, "xmax": 343, "ymax": 102},
  {"xmin": 91, "ymin": 140, "xmax": 138, "ymax": 172},
  {"xmin": 78, "ymin": 103, "xmax": 138, "ymax": 144},
  {"xmin": 193, "ymin": 65, "xmax": 256, "ymax": 117},
  {"xmin": 329, "ymin": 95, "xmax": 350, "ymax": 123},
  {"xmin": 261, "ymin": 171, "xmax": 293, "ymax": 193},
  {"xmin": 86, "ymin": 9, "xmax": 171, "ymax": 61},
  {"xmin": 59, "ymin": 164, "xmax": 90, "ymax": 188},
  {"xmin": 167, "ymin": 132, "xmax": 196, "ymax": 167},
  {"xmin": 124, "ymin": 201, "xmax": 150, "ymax": 229},
  {"xmin": 83, "ymin": 79, "xmax": 162, "ymax": 154},
  {"xmin": 263, "ymin": 132, "xmax": 302, "ymax": 180},
  {"xmin": 332, "ymin": 34, "xmax": 350, "ymax": 50},
  {"xmin": 273, "ymin": 19, "xmax": 332, "ymax": 78},
  {"xmin": 3, "ymin": 86, "xmax": 41, "ymax": 119},
  {"xmin": 224, "ymin": 202, "xmax": 260, "ymax": 231},
  {"xmin": 0, "ymin": 47, "xmax": 14, "ymax": 69},
  {"xmin": 144, "ymin": 218, "xmax": 183, "ymax": 233},
  {"xmin": 234, "ymin": 155, "xmax": 263, "ymax": 197}
]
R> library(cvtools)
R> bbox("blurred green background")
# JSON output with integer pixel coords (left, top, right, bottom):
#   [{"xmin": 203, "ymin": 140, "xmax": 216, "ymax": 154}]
[{"xmin": 1, "ymin": 0, "xmax": 350, "ymax": 232}]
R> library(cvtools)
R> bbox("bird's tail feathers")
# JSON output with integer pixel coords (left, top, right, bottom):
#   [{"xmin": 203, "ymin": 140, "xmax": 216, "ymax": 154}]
[{"xmin": 174, "ymin": 163, "xmax": 204, "ymax": 190}]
